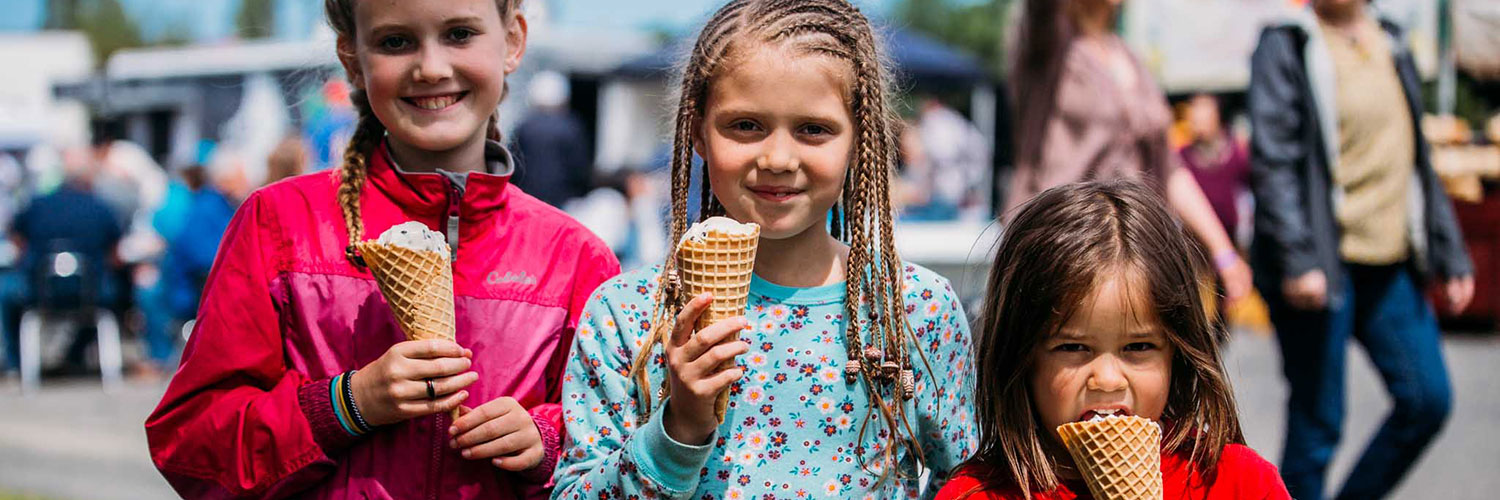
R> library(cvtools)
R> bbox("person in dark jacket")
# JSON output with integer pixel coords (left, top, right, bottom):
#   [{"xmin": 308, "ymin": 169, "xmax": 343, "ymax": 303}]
[
  {"xmin": 1248, "ymin": 1, "xmax": 1474, "ymax": 498},
  {"xmin": 511, "ymin": 70, "xmax": 591, "ymax": 208},
  {"xmin": 3, "ymin": 153, "xmax": 124, "ymax": 372}
]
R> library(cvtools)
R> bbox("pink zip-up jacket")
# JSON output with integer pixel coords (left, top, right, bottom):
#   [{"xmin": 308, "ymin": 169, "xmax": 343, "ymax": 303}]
[{"xmin": 145, "ymin": 141, "xmax": 620, "ymax": 499}]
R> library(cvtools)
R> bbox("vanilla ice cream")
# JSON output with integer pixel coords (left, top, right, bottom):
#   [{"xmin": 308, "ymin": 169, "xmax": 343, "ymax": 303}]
[
  {"xmin": 377, "ymin": 221, "xmax": 449, "ymax": 257},
  {"xmin": 679, "ymin": 217, "xmax": 759, "ymax": 248}
]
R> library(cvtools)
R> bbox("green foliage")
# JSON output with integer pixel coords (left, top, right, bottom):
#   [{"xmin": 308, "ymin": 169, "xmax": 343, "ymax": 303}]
[
  {"xmin": 1423, "ymin": 73, "xmax": 1500, "ymax": 132},
  {"xmin": 46, "ymin": 0, "xmax": 146, "ymax": 66},
  {"xmin": 894, "ymin": 0, "xmax": 1012, "ymax": 77},
  {"xmin": 236, "ymin": 0, "xmax": 277, "ymax": 40}
]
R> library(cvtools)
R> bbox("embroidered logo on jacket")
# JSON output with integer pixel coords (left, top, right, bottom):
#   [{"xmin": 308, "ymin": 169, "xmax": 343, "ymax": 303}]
[{"xmin": 486, "ymin": 270, "xmax": 538, "ymax": 286}]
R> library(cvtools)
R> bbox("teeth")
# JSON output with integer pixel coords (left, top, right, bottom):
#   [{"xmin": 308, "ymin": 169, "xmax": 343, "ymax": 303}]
[{"xmin": 411, "ymin": 94, "xmax": 460, "ymax": 110}]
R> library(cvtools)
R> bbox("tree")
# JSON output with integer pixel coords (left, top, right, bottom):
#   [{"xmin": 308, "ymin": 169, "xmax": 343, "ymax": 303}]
[
  {"xmin": 43, "ymin": 0, "xmax": 81, "ymax": 30},
  {"xmin": 895, "ymin": 0, "xmax": 1012, "ymax": 78},
  {"xmin": 236, "ymin": 0, "xmax": 277, "ymax": 39},
  {"xmin": 46, "ymin": 0, "xmax": 147, "ymax": 65}
]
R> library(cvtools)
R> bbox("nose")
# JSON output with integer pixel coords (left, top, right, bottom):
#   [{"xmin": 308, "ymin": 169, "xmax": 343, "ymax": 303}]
[
  {"xmin": 1085, "ymin": 354, "xmax": 1129, "ymax": 393},
  {"xmin": 413, "ymin": 45, "xmax": 453, "ymax": 83},
  {"xmin": 755, "ymin": 131, "xmax": 800, "ymax": 173}
]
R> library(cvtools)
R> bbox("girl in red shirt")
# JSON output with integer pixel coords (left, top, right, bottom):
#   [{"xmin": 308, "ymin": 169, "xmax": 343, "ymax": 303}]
[{"xmin": 937, "ymin": 181, "xmax": 1289, "ymax": 500}]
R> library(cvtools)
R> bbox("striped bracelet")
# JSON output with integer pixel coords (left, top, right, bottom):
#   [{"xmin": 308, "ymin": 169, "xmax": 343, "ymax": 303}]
[
  {"xmin": 343, "ymin": 370, "xmax": 373, "ymax": 434},
  {"xmin": 330, "ymin": 371, "xmax": 372, "ymax": 436}
]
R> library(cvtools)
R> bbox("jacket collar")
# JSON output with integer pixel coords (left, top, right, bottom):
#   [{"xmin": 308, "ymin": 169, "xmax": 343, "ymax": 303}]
[{"xmin": 365, "ymin": 138, "xmax": 513, "ymax": 219}]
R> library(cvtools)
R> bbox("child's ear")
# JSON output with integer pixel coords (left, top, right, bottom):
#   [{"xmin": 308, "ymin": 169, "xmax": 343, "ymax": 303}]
[
  {"xmin": 337, "ymin": 38, "xmax": 365, "ymax": 90},
  {"xmin": 503, "ymin": 11, "xmax": 529, "ymax": 74},
  {"xmin": 692, "ymin": 120, "xmax": 707, "ymax": 160}
]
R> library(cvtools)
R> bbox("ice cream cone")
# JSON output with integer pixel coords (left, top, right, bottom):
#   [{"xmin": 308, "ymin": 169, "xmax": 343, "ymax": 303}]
[
  {"xmin": 357, "ymin": 240, "xmax": 459, "ymax": 420},
  {"xmin": 677, "ymin": 221, "xmax": 759, "ymax": 422},
  {"xmin": 356, "ymin": 241, "xmax": 456, "ymax": 343},
  {"xmin": 1056, "ymin": 416, "xmax": 1163, "ymax": 500}
]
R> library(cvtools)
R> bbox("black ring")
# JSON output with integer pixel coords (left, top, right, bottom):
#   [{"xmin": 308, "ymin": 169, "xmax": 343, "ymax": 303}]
[{"xmin": 425, "ymin": 379, "xmax": 436, "ymax": 400}]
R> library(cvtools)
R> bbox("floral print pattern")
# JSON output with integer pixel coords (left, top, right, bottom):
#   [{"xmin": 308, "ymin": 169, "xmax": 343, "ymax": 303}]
[{"xmin": 552, "ymin": 264, "xmax": 976, "ymax": 499}]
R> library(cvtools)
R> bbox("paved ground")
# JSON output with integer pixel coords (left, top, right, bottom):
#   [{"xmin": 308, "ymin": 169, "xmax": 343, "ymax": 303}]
[{"xmin": 1, "ymin": 331, "xmax": 1497, "ymax": 499}]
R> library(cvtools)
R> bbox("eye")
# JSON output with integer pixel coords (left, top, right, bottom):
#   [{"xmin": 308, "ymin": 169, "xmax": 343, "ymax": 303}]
[
  {"xmin": 1123, "ymin": 342, "xmax": 1158, "ymax": 352},
  {"xmin": 447, "ymin": 27, "xmax": 477, "ymax": 43},
  {"xmin": 1053, "ymin": 343, "xmax": 1089, "ymax": 353},
  {"xmin": 729, "ymin": 120, "xmax": 762, "ymax": 133},
  {"xmin": 799, "ymin": 123, "xmax": 831, "ymax": 136},
  {"xmin": 378, "ymin": 35, "xmax": 413, "ymax": 52}
]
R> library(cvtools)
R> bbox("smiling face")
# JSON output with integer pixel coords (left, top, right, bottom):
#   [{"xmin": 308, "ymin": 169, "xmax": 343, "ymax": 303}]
[
  {"xmin": 695, "ymin": 43, "xmax": 855, "ymax": 241},
  {"xmin": 340, "ymin": 0, "xmax": 526, "ymax": 154},
  {"xmin": 1029, "ymin": 267, "xmax": 1174, "ymax": 436}
]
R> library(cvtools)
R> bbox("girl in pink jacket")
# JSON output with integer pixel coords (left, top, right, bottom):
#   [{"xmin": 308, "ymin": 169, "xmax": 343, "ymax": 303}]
[{"xmin": 144, "ymin": 0, "xmax": 619, "ymax": 498}]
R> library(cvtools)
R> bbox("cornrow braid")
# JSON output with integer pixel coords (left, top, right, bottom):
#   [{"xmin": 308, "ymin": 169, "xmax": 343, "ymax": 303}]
[{"xmin": 625, "ymin": 0, "xmax": 931, "ymax": 484}]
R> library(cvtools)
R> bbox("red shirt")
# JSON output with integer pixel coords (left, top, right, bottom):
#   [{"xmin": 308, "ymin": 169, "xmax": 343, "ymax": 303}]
[{"xmin": 936, "ymin": 444, "xmax": 1290, "ymax": 500}]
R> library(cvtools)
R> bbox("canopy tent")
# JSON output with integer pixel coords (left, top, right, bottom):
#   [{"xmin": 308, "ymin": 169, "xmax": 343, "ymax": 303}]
[{"xmin": 612, "ymin": 27, "xmax": 990, "ymax": 87}]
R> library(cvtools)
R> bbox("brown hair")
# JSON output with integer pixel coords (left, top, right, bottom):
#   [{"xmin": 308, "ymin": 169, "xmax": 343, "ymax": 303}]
[
  {"xmin": 961, "ymin": 180, "xmax": 1243, "ymax": 498},
  {"xmin": 324, "ymin": 0, "xmax": 521, "ymax": 267},
  {"xmin": 266, "ymin": 134, "xmax": 308, "ymax": 185},
  {"xmin": 1009, "ymin": 0, "xmax": 1114, "ymax": 184},
  {"xmin": 624, "ymin": 0, "xmax": 926, "ymax": 482}
]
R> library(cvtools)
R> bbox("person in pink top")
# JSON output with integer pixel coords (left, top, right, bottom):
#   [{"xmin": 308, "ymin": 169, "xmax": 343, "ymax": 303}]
[{"xmin": 143, "ymin": 0, "xmax": 620, "ymax": 498}]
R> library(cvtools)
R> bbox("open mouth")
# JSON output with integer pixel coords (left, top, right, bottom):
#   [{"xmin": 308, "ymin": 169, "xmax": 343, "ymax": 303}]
[
  {"xmin": 1076, "ymin": 407, "xmax": 1133, "ymax": 422},
  {"xmin": 403, "ymin": 91, "xmax": 469, "ymax": 111}
]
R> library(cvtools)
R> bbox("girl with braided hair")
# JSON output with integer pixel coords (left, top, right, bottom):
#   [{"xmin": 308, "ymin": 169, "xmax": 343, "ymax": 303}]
[
  {"xmin": 552, "ymin": 1, "xmax": 975, "ymax": 498},
  {"xmin": 145, "ymin": 0, "xmax": 619, "ymax": 497}
]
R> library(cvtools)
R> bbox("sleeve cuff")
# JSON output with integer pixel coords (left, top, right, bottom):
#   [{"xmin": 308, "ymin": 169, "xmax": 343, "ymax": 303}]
[
  {"xmin": 297, "ymin": 378, "xmax": 360, "ymax": 453},
  {"xmin": 516, "ymin": 408, "xmax": 562, "ymax": 485},
  {"xmin": 627, "ymin": 400, "xmax": 716, "ymax": 494}
]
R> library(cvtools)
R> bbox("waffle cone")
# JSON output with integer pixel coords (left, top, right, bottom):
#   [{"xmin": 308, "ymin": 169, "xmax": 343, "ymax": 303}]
[
  {"xmin": 676, "ymin": 225, "xmax": 759, "ymax": 422},
  {"xmin": 355, "ymin": 241, "xmax": 456, "ymax": 343},
  {"xmin": 1056, "ymin": 416, "xmax": 1163, "ymax": 500}
]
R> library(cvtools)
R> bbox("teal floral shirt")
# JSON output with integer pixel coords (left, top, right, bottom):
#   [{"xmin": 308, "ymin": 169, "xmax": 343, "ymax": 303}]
[{"xmin": 551, "ymin": 264, "xmax": 976, "ymax": 500}]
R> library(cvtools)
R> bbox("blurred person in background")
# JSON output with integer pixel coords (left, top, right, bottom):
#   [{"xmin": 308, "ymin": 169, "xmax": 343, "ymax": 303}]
[
  {"xmin": 0, "ymin": 152, "xmax": 24, "ymax": 237},
  {"xmin": 88, "ymin": 120, "xmax": 170, "ymax": 361},
  {"xmin": 563, "ymin": 165, "xmax": 667, "ymax": 270},
  {"xmin": 2, "ymin": 149, "xmax": 124, "ymax": 374},
  {"xmin": 89, "ymin": 121, "xmax": 168, "ymax": 252},
  {"xmin": 899, "ymin": 97, "xmax": 992, "ymax": 222},
  {"xmin": 1249, "ymin": 1, "xmax": 1475, "ymax": 498},
  {"xmin": 511, "ymin": 70, "xmax": 591, "ymax": 208},
  {"xmin": 1179, "ymin": 93, "xmax": 1252, "ymax": 244},
  {"xmin": 1006, "ymin": 0, "xmax": 1253, "ymax": 304},
  {"xmin": 265, "ymin": 134, "xmax": 311, "ymax": 186},
  {"xmin": 135, "ymin": 160, "xmax": 237, "ymax": 379}
]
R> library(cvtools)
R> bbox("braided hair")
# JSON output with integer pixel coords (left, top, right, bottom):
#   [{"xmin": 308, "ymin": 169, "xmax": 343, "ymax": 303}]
[{"xmin": 626, "ymin": 0, "xmax": 933, "ymax": 483}]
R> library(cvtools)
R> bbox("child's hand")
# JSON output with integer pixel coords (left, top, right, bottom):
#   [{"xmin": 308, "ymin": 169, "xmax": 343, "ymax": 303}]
[
  {"xmin": 448, "ymin": 397, "xmax": 544, "ymax": 471},
  {"xmin": 351, "ymin": 339, "xmax": 477, "ymax": 427},
  {"xmin": 662, "ymin": 292, "xmax": 749, "ymax": 445}
]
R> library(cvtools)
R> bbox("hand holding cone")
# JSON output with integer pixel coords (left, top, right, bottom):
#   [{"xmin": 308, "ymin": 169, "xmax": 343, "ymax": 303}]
[
  {"xmin": 356, "ymin": 222, "xmax": 459, "ymax": 419},
  {"xmin": 676, "ymin": 217, "xmax": 760, "ymax": 423},
  {"xmin": 1056, "ymin": 415, "xmax": 1163, "ymax": 500}
]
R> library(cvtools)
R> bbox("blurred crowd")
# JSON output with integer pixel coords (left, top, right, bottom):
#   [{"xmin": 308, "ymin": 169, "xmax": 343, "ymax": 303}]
[{"xmin": 0, "ymin": 122, "xmax": 309, "ymax": 382}]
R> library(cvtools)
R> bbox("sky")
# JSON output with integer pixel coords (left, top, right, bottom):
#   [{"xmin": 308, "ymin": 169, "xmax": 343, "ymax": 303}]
[{"xmin": 0, "ymin": 0, "xmax": 900, "ymax": 40}]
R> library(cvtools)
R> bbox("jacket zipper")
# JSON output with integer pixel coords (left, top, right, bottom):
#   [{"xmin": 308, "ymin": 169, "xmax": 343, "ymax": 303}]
[
  {"xmin": 432, "ymin": 179, "xmax": 460, "ymax": 500},
  {"xmin": 446, "ymin": 180, "xmax": 462, "ymax": 262}
]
